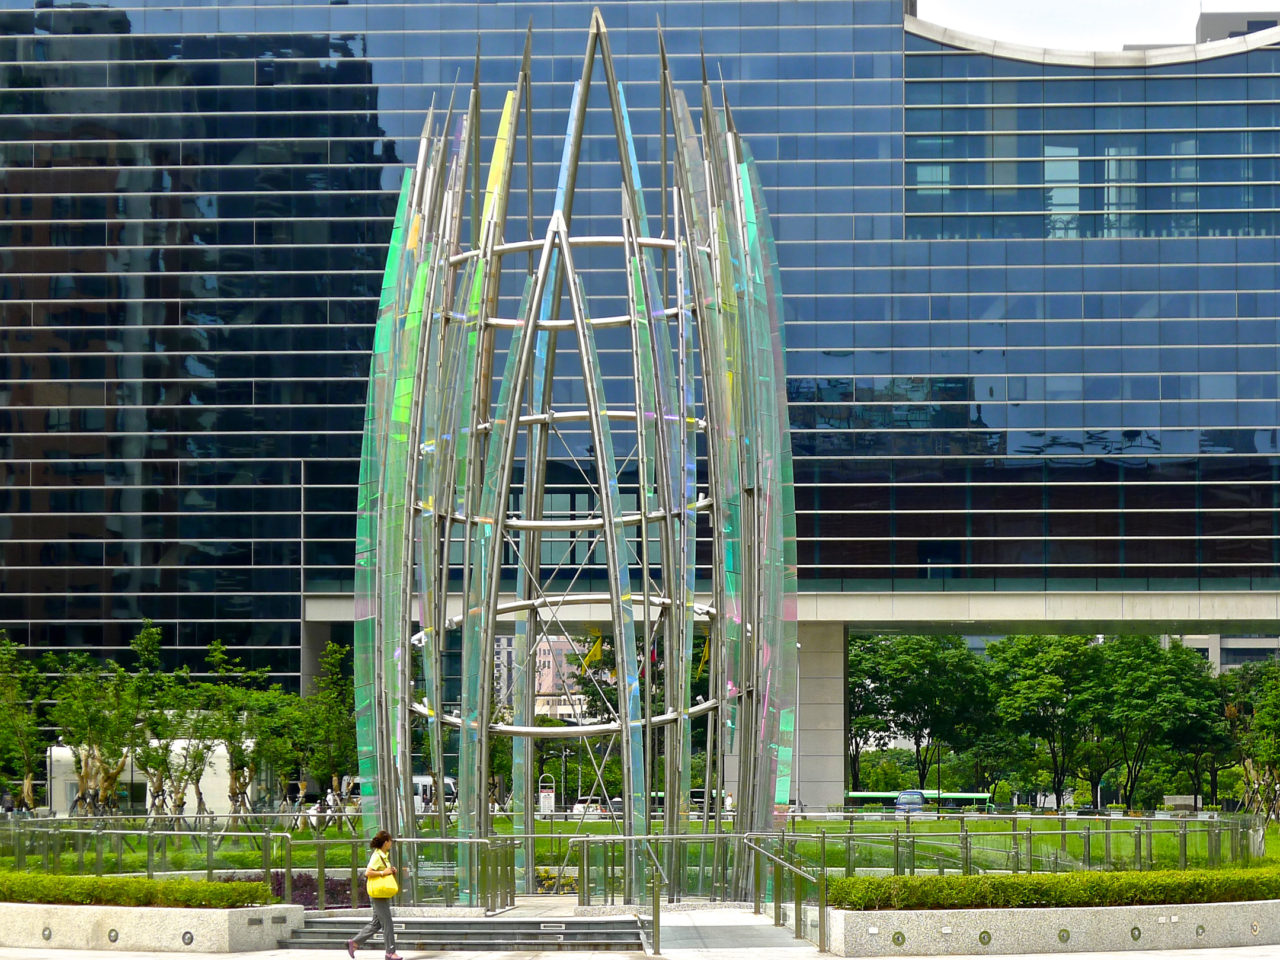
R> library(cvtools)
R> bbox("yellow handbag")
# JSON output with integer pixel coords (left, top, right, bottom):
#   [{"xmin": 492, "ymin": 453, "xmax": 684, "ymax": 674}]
[{"xmin": 366, "ymin": 851, "xmax": 399, "ymax": 898}]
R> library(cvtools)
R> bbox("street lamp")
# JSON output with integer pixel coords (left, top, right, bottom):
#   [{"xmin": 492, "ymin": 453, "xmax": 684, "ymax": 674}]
[{"xmin": 560, "ymin": 748, "xmax": 570, "ymax": 808}]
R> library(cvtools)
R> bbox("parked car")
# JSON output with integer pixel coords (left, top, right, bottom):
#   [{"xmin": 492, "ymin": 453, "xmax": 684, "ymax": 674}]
[
  {"xmin": 894, "ymin": 790, "xmax": 926, "ymax": 816},
  {"xmin": 572, "ymin": 796, "xmax": 604, "ymax": 817}
]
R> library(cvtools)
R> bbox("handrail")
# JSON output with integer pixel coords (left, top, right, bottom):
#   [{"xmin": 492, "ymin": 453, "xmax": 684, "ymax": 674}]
[
  {"xmin": 742, "ymin": 836, "xmax": 817, "ymax": 883},
  {"xmin": 743, "ymin": 833, "xmax": 826, "ymax": 953}
]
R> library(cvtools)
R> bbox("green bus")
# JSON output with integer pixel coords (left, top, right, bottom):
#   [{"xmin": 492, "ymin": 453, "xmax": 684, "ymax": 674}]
[{"xmin": 844, "ymin": 790, "xmax": 994, "ymax": 812}]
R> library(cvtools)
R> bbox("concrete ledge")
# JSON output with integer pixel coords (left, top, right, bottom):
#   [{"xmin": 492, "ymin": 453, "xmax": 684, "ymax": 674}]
[
  {"xmin": 827, "ymin": 899, "xmax": 1280, "ymax": 956},
  {"xmin": 0, "ymin": 902, "xmax": 304, "ymax": 952}
]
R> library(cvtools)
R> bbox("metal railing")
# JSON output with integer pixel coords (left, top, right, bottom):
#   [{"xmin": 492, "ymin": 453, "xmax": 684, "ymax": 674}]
[{"xmin": 0, "ymin": 819, "xmax": 516, "ymax": 911}]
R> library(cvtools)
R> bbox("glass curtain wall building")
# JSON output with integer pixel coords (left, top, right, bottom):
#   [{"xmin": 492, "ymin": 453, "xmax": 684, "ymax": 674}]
[{"xmin": 2, "ymin": 0, "xmax": 1279, "ymax": 681}]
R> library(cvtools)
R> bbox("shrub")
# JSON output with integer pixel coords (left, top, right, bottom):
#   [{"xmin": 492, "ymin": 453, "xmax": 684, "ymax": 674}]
[
  {"xmin": 828, "ymin": 866, "xmax": 1280, "ymax": 912},
  {"xmin": 0, "ymin": 871, "xmax": 271, "ymax": 909}
]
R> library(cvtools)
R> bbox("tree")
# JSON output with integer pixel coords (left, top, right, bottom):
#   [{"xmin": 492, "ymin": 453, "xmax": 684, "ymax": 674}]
[
  {"xmin": 987, "ymin": 634, "xmax": 1098, "ymax": 809},
  {"xmin": 202, "ymin": 640, "xmax": 304, "ymax": 819},
  {"xmin": 1163, "ymin": 644, "xmax": 1230, "ymax": 810},
  {"xmin": 877, "ymin": 635, "xmax": 986, "ymax": 790},
  {"xmin": 1098, "ymin": 635, "xmax": 1211, "ymax": 810},
  {"xmin": 845, "ymin": 635, "xmax": 888, "ymax": 792},
  {"xmin": 51, "ymin": 649, "xmax": 142, "ymax": 815},
  {"xmin": 1233, "ymin": 659, "xmax": 1280, "ymax": 822},
  {"xmin": 298, "ymin": 640, "xmax": 357, "ymax": 800},
  {"xmin": 0, "ymin": 631, "xmax": 48, "ymax": 810}
]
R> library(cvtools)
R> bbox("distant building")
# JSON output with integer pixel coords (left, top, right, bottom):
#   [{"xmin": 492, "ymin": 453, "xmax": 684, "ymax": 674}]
[{"xmin": 1197, "ymin": 3, "xmax": 1280, "ymax": 41}]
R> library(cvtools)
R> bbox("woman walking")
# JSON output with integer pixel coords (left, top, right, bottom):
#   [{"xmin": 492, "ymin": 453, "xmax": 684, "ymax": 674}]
[{"xmin": 347, "ymin": 830, "xmax": 402, "ymax": 960}]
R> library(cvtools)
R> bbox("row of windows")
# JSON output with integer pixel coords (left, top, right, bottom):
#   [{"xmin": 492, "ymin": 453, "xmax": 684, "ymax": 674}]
[
  {"xmin": 905, "ymin": 212, "xmax": 1280, "ymax": 239},
  {"xmin": 906, "ymin": 75, "xmax": 1280, "ymax": 103},
  {"xmin": 908, "ymin": 130, "xmax": 1280, "ymax": 160}
]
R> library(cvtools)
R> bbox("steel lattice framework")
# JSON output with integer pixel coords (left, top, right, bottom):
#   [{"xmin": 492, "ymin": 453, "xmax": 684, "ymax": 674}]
[{"xmin": 353, "ymin": 9, "xmax": 796, "ymax": 901}]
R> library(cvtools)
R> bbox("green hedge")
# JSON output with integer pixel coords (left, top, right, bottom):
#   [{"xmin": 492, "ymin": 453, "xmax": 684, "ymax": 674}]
[
  {"xmin": 0, "ymin": 871, "xmax": 272, "ymax": 909},
  {"xmin": 828, "ymin": 866, "xmax": 1280, "ymax": 911}
]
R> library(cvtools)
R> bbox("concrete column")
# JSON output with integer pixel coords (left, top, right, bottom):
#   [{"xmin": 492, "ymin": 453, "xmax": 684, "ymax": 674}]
[
  {"xmin": 299, "ymin": 620, "xmax": 331, "ymax": 696},
  {"xmin": 796, "ymin": 621, "xmax": 845, "ymax": 811}
]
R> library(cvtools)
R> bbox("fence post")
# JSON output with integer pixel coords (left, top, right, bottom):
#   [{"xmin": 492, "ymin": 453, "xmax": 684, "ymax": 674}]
[
  {"xmin": 350, "ymin": 841, "xmax": 360, "ymax": 908},
  {"xmin": 793, "ymin": 862, "xmax": 803, "ymax": 941},
  {"xmin": 1082, "ymin": 825, "xmax": 1091, "ymax": 870},
  {"xmin": 579, "ymin": 840, "xmax": 589, "ymax": 907},
  {"xmin": 774, "ymin": 857, "xmax": 783, "ymax": 928},
  {"xmin": 961, "ymin": 831, "xmax": 971, "ymax": 875},
  {"xmin": 95, "ymin": 825, "xmax": 104, "ymax": 875},
  {"xmin": 908, "ymin": 836, "xmax": 916, "ymax": 876},
  {"xmin": 1145, "ymin": 821, "xmax": 1153, "ymax": 868},
  {"xmin": 1104, "ymin": 818, "xmax": 1112, "ymax": 869},
  {"xmin": 819, "ymin": 833, "xmax": 828, "ymax": 953},
  {"xmin": 753, "ymin": 846, "xmax": 762, "ymax": 915},
  {"xmin": 1011, "ymin": 828, "xmax": 1019, "ymax": 873},
  {"xmin": 1178, "ymin": 819, "xmax": 1187, "ymax": 870},
  {"xmin": 1133, "ymin": 827, "xmax": 1143, "ymax": 871},
  {"xmin": 893, "ymin": 829, "xmax": 901, "ymax": 876},
  {"xmin": 1026, "ymin": 827, "xmax": 1034, "ymax": 874},
  {"xmin": 146, "ymin": 826, "xmax": 155, "ymax": 880},
  {"xmin": 283, "ymin": 836, "xmax": 293, "ymax": 904},
  {"xmin": 317, "ymin": 843, "xmax": 327, "ymax": 911},
  {"xmin": 652, "ymin": 860, "xmax": 661, "ymax": 956},
  {"xmin": 13, "ymin": 820, "xmax": 24, "ymax": 872},
  {"xmin": 262, "ymin": 825, "xmax": 272, "ymax": 876},
  {"xmin": 205, "ymin": 821, "xmax": 214, "ymax": 882}
]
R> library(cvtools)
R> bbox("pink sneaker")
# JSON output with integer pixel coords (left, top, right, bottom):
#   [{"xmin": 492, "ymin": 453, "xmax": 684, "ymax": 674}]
[
  {"xmin": 346, "ymin": 940, "xmax": 356, "ymax": 958},
  {"xmin": 385, "ymin": 953, "xmax": 403, "ymax": 960}
]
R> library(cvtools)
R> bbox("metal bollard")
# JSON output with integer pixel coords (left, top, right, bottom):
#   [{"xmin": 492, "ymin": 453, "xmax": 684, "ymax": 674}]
[{"xmin": 1179, "ymin": 819, "xmax": 1188, "ymax": 870}]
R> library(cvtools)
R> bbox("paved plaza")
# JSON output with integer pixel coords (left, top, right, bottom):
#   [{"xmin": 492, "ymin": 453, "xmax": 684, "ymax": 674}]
[{"xmin": 0, "ymin": 909, "xmax": 1278, "ymax": 960}]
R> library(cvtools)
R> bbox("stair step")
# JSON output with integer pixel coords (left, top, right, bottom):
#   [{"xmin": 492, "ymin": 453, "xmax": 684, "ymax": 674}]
[
  {"xmin": 279, "ymin": 915, "xmax": 644, "ymax": 952},
  {"xmin": 280, "ymin": 941, "xmax": 640, "ymax": 952}
]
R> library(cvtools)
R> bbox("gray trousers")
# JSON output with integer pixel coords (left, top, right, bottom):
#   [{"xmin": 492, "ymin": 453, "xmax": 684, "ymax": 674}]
[{"xmin": 353, "ymin": 895, "xmax": 395, "ymax": 950}]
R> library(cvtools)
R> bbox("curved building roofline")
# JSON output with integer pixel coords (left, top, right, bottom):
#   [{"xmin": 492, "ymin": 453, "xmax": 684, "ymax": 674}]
[{"xmin": 905, "ymin": 13, "xmax": 1280, "ymax": 67}]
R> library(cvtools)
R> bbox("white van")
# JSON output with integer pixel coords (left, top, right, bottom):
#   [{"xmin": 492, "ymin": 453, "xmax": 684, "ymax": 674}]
[
  {"xmin": 412, "ymin": 774, "xmax": 456, "ymax": 813},
  {"xmin": 345, "ymin": 775, "xmax": 456, "ymax": 814}
]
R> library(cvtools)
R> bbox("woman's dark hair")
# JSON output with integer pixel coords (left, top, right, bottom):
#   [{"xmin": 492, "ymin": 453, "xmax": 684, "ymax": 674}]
[{"xmin": 370, "ymin": 830, "xmax": 393, "ymax": 849}]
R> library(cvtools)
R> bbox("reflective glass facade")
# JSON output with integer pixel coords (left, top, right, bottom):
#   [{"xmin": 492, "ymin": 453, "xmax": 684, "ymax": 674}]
[{"xmin": 2, "ymin": 0, "xmax": 1278, "ymax": 677}]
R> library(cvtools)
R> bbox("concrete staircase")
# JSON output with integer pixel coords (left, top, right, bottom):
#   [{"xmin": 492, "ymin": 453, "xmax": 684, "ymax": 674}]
[{"xmin": 278, "ymin": 915, "xmax": 646, "ymax": 952}]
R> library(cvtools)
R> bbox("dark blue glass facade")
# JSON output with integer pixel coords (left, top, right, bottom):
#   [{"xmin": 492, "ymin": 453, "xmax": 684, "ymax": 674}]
[{"xmin": 2, "ymin": 0, "xmax": 1277, "ymax": 677}]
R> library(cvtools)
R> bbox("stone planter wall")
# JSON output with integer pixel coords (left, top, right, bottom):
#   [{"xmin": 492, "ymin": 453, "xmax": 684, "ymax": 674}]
[
  {"xmin": 826, "ymin": 898, "xmax": 1280, "ymax": 956},
  {"xmin": 0, "ymin": 902, "xmax": 304, "ymax": 953}
]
